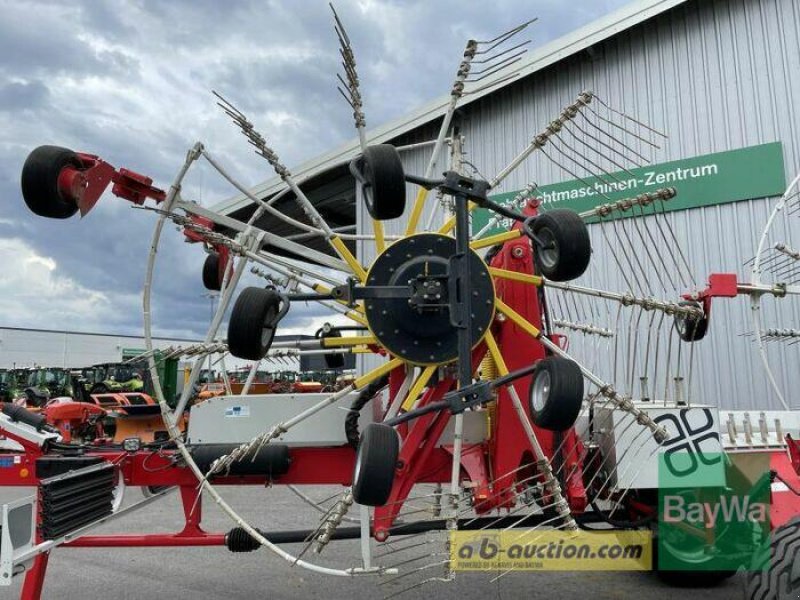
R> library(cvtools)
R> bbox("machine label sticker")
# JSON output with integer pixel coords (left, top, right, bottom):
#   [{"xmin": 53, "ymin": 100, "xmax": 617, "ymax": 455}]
[
  {"xmin": 224, "ymin": 405, "xmax": 251, "ymax": 418},
  {"xmin": 449, "ymin": 530, "xmax": 651, "ymax": 571},
  {"xmin": 0, "ymin": 457, "xmax": 14, "ymax": 468},
  {"xmin": 658, "ymin": 451, "xmax": 771, "ymax": 573}
]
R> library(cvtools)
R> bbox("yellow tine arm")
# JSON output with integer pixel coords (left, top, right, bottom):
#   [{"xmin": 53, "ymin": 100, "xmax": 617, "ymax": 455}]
[{"xmin": 400, "ymin": 365, "xmax": 437, "ymax": 412}]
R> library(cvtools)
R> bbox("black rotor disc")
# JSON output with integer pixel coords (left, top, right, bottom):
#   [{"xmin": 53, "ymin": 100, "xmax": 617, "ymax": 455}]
[{"xmin": 364, "ymin": 234, "xmax": 495, "ymax": 365}]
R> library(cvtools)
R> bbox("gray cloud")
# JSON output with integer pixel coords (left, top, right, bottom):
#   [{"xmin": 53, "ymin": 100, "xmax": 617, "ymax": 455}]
[{"xmin": 0, "ymin": 0, "xmax": 631, "ymax": 340}]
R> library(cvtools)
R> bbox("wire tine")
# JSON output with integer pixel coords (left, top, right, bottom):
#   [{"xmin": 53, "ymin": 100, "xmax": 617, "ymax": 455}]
[
  {"xmin": 212, "ymin": 90, "xmax": 249, "ymax": 121},
  {"xmin": 463, "ymin": 72, "xmax": 521, "ymax": 96},
  {"xmin": 338, "ymin": 86, "xmax": 357, "ymax": 110},
  {"xmin": 476, "ymin": 17, "xmax": 538, "ymax": 47},
  {"xmin": 552, "ymin": 130, "xmax": 631, "ymax": 185},
  {"xmin": 329, "ymin": 3, "xmax": 351, "ymax": 46},
  {"xmin": 593, "ymin": 94, "xmax": 668, "ymax": 139},
  {"xmin": 375, "ymin": 539, "xmax": 435, "ymax": 559},
  {"xmin": 473, "ymin": 39, "xmax": 531, "ymax": 64},
  {"xmin": 562, "ymin": 121, "xmax": 640, "ymax": 176},
  {"xmin": 379, "ymin": 560, "xmax": 450, "ymax": 587},
  {"xmin": 469, "ymin": 50, "xmax": 528, "ymax": 76},
  {"xmin": 576, "ymin": 111, "xmax": 652, "ymax": 163},
  {"xmin": 466, "ymin": 56, "xmax": 525, "ymax": 82},
  {"xmin": 546, "ymin": 138, "xmax": 619, "ymax": 191},
  {"xmin": 584, "ymin": 103, "xmax": 661, "ymax": 149}
]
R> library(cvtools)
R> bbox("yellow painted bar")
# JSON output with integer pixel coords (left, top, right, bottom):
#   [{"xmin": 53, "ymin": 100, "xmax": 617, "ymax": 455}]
[
  {"xmin": 400, "ymin": 365, "xmax": 437, "ymax": 411},
  {"xmin": 331, "ymin": 236, "xmax": 367, "ymax": 282},
  {"xmin": 470, "ymin": 229, "xmax": 522, "ymax": 250},
  {"xmin": 345, "ymin": 310, "xmax": 368, "ymax": 326},
  {"xmin": 312, "ymin": 283, "xmax": 366, "ymax": 320},
  {"xmin": 495, "ymin": 298, "xmax": 541, "ymax": 339},
  {"xmin": 488, "ymin": 267, "xmax": 543, "ymax": 286},
  {"xmin": 405, "ymin": 187, "xmax": 428, "ymax": 235},
  {"xmin": 372, "ymin": 219, "xmax": 386, "ymax": 253},
  {"xmin": 354, "ymin": 357, "xmax": 404, "ymax": 389},
  {"xmin": 438, "ymin": 201, "xmax": 478, "ymax": 235},
  {"xmin": 484, "ymin": 331, "xmax": 510, "ymax": 377},
  {"xmin": 322, "ymin": 335, "xmax": 377, "ymax": 348}
]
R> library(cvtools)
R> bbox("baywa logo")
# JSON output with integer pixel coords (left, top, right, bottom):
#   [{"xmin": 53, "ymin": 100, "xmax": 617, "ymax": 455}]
[
  {"xmin": 662, "ymin": 492, "xmax": 767, "ymax": 528},
  {"xmin": 653, "ymin": 408, "xmax": 722, "ymax": 478},
  {"xmin": 657, "ymin": 451, "xmax": 771, "ymax": 573}
]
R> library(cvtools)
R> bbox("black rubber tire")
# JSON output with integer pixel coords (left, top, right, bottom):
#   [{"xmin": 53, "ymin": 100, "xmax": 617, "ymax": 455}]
[
  {"xmin": 321, "ymin": 329, "xmax": 346, "ymax": 370},
  {"xmin": 529, "ymin": 357, "xmax": 584, "ymax": 431},
  {"xmin": 674, "ymin": 300, "xmax": 709, "ymax": 342},
  {"xmin": 527, "ymin": 209, "xmax": 591, "ymax": 281},
  {"xmin": 352, "ymin": 423, "xmax": 399, "ymax": 506},
  {"xmin": 746, "ymin": 517, "xmax": 800, "ymax": 600},
  {"xmin": 21, "ymin": 145, "xmax": 82, "ymax": 219},
  {"xmin": 203, "ymin": 252, "xmax": 222, "ymax": 291},
  {"xmin": 362, "ymin": 145, "xmax": 406, "ymax": 220},
  {"xmin": 90, "ymin": 383, "xmax": 110, "ymax": 395},
  {"xmin": 227, "ymin": 287, "xmax": 283, "ymax": 360}
]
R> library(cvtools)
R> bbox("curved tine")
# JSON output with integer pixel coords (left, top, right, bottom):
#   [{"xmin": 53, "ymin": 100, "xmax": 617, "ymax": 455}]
[
  {"xmin": 288, "ymin": 485, "xmax": 361, "ymax": 524},
  {"xmin": 375, "ymin": 539, "xmax": 438, "ymax": 559},
  {"xmin": 592, "ymin": 94, "xmax": 668, "ymax": 139},
  {"xmin": 565, "ymin": 117, "xmax": 645, "ymax": 169},
  {"xmin": 551, "ymin": 129, "xmax": 632, "ymax": 186},
  {"xmin": 467, "ymin": 51, "xmax": 527, "ymax": 78},
  {"xmin": 583, "ymin": 102, "xmax": 662, "ymax": 149},
  {"xmin": 473, "ymin": 40, "xmax": 530, "ymax": 64},
  {"xmin": 538, "ymin": 145, "xmax": 613, "ymax": 202},
  {"xmin": 382, "ymin": 551, "xmax": 448, "ymax": 573},
  {"xmin": 475, "ymin": 18, "xmax": 537, "ymax": 50},
  {"xmin": 575, "ymin": 110, "xmax": 652, "ymax": 164},
  {"xmin": 378, "ymin": 559, "xmax": 451, "ymax": 587},
  {"xmin": 329, "ymin": 3, "xmax": 351, "ymax": 46}
]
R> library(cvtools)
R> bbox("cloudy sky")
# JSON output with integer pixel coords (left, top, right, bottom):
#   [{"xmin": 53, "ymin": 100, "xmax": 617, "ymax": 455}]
[{"xmin": 0, "ymin": 0, "xmax": 632, "ymax": 340}]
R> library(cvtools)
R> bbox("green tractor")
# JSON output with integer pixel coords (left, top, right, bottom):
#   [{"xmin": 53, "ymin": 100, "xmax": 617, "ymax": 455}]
[
  {"xmin": 23, "ymin": 367, "xmax": 75, "ymax": 407},
  {"xmin": 0, "ymin": 368, "xmax": 32, "ymax": 402},
  {"xmin": 86, "ymin": 363, "xmax": 145, "ymax": 395},
  {"xmin": 82, "ymin": 353, "xmax": 180, "ymax": 408}
]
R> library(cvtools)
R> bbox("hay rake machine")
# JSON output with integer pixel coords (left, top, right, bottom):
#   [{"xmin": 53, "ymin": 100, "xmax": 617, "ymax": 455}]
[{"xmin": 3, "ymin": 6, "xmax": 800, "ymax": 600}]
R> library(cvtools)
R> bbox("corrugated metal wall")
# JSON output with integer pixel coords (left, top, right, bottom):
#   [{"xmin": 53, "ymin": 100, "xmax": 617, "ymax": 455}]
[
  {"xmin": 358, "ymin": 0, "xmax": 800, "ymax": 410},
  {"xmin": 0, "ymin": 328, "xmax": 201, "ymax": 368}
]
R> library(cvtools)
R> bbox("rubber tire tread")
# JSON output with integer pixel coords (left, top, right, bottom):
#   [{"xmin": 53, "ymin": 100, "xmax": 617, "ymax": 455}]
[
  {"xmin": 352, "ymin": 423, "xmax": 399, "ymax": 506},
  {"xmin": 21, "ymin": 145, "xmax": 81, "ymax": 219},
  {"xmin": 203, "ymin": 252, "xmax": 222, "ymax": 291},
  {"xmin": 362, "ymin": 145, "xmax": 406, "ymax": 220},
  {"xmin": 530, "ymin": 209, "xmax": 591, "ymax": 281},
  {"xmin": 530, "ymin": 357, "xmax": 584, "ymax": 431},
  {"xmin": 227, "ymin": 287, "xmax": 282, "ymax": 360}
]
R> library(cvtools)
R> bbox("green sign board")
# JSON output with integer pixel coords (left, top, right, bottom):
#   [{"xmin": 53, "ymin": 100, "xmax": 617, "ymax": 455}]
[{"xmin": 474, "ymin": 142, "xmax": 786, "ymax": 234}]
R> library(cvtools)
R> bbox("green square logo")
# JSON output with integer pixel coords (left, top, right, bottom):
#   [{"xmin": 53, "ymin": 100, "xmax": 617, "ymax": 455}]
[{"xmin": 658, "ymin": 451, "xmax": 771, "ymax": 573}]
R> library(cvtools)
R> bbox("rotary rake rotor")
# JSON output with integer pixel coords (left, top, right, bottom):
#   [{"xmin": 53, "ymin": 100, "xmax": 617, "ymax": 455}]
[{"xmin": 15, "ymin": 5, "xmax": 732, "ymax": 597}]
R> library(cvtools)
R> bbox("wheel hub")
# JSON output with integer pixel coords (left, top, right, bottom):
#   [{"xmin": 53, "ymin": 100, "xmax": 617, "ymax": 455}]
[{"xmin": 364, "ymin": 233, "xmax": 495, "ymax": 365}]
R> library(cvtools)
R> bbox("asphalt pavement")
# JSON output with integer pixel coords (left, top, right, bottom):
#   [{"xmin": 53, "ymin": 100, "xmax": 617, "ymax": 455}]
[{"xmin": 1, "ymin": 485, "xmax": 747, "ymax": 599}]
